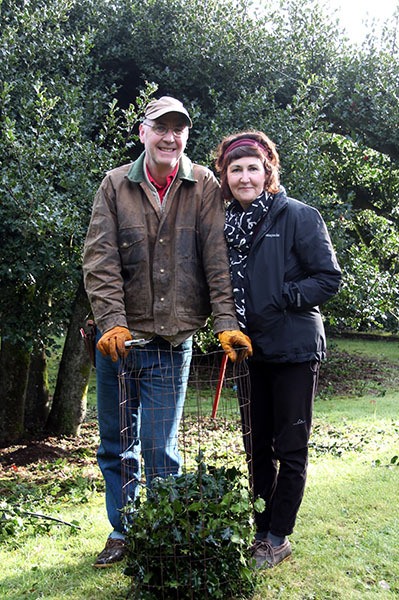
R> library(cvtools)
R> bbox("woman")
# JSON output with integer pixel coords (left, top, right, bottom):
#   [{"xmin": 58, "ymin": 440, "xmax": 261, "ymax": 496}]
[{"xmin": 215, "ymin": 131, "xmax": 342, "ymax": 568}]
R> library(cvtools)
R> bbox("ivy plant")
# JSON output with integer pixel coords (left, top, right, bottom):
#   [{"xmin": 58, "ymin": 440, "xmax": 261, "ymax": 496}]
[{"xmin": 125, "ymin": 456, "xmax": 264, "ymax": 599}]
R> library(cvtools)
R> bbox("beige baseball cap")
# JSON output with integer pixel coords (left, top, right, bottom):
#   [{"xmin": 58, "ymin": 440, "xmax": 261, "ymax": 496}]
[{"xmin": 144, "ymin": 96, "xmax": 192, "ymax": 128}]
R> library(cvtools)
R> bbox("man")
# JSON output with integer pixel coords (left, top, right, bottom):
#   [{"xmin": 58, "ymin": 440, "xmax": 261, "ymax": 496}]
[{"xmin": 83, "ymin": 96, "xmax": 251, "ymax": 567}]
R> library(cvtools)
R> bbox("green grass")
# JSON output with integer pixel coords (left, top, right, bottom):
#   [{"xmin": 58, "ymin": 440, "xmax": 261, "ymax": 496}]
[
  {"xmin": 0, "ymin": 496, "xmax": 128, "ymax": 600},
  {"xmin": 253, "ymin": 393, "xmax": 399, "ymax": 599},
  {"xmin": 1, "ymin": 338, "xmax": 399, "ymax": 599}
]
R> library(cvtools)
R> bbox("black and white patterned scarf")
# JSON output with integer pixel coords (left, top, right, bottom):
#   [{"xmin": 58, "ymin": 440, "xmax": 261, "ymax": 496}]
[{"xmin": 224, "ymin": 191, "xmax": 274, "ymax": 331}]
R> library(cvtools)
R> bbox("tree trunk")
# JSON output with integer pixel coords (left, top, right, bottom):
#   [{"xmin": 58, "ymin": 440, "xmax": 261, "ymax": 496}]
[
  {"xmin": 24, "ymin": 348, "xmax": 51, "ymax": 434},
  {"xmin": 0, "ymin": 340, "xmax": 30, "ymax": 444},
  {"xmin": 46, "ymin": 277, "xmax": 93, "ymax": 436}
]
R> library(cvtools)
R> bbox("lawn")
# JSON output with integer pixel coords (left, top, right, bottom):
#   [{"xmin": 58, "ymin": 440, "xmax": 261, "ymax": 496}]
[{"xmin": 1, "ymin": 337, "xmax": 398, "ymax": 599}]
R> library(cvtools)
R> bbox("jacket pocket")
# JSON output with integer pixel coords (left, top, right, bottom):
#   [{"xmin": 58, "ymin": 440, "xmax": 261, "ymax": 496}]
[
  {"xmin": 176, "ymin": 259, "xmax": 210, "ymax": 319},
  {"xmin": 118, "ymin": 227, "xmax": 151, "ymax": 317},
  {"xmin": 118, "ymin": 226, "xmax": 147, "ymax": 268},
  {"xmin": 175, "ymin": 225, "xmax": 198, "ymax": 260}
]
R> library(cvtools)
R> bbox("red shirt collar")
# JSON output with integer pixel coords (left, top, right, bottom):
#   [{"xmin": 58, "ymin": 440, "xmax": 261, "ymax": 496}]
[{"xmin": 146, "ymin": 164, "xmax": 179, "ymax": 203}]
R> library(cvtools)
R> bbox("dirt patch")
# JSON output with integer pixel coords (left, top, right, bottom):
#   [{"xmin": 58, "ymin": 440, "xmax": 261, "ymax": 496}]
[
  {"xmin": 319, "ymin": 350, "xmax": 399, "ymax": 396},
  {"xmin": 0, "ymin": 421, "xmax": 99, "ymax": 477}
]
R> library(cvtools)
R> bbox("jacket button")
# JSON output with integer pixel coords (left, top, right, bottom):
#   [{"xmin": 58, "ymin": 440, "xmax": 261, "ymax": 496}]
[
  {"xmin": 159, "ymin": 238, "xmax": 164, "ymax": 243},
  {"xmin": 160, "ymin": 268, "xmax": 165, "ymax": 273},
  {"xmin": 160, "ymin": 297, "xmax": 164, "ymax": 302}
]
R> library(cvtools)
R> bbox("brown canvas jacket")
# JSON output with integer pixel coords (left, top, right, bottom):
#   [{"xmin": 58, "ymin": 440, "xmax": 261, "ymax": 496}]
[{"xmin": 83, "ymin": 152, "xmax": 238, "ymax": 344}]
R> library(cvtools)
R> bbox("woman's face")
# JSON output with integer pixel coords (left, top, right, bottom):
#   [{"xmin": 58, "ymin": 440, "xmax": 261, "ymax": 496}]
[{"xmin": 226, "ymin": 156, "xmax": 266, "ymax": 210}]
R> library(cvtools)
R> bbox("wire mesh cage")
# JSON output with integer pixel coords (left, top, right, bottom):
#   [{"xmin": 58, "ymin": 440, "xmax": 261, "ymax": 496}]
[{"xmin": 118, "ymin": 347, "xmax": 255, "ymax": 599}]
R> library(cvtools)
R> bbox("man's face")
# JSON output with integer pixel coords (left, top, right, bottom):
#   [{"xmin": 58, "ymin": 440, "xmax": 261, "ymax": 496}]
[{"xmin": 139, "ymin": 112, "xmax": 189, "ymax": 175}]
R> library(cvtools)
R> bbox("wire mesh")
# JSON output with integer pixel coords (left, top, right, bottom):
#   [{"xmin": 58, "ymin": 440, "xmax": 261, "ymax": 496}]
[{"xmin": 118, "ymin": 347, "xmax": 254, "ymax": 599}]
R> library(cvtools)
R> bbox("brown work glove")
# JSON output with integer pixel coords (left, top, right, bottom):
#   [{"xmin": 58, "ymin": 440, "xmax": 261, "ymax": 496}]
[
  {"xmin": 218, "ymin": 330, "xmax": 253, "ymax": 363},
  {"xmin": 97, "ymin": 326, "xmax": 132, "ymax": 362}
]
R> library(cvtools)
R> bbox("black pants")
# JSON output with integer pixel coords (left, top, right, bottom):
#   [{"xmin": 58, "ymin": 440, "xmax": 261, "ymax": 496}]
[{"xmin": 240, "ymin": 360, "xmax": 319, "ymax": 537}]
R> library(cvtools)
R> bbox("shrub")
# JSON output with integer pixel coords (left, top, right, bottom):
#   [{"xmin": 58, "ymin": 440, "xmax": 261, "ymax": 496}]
[{"xmin": 125, "ymin": 457, "xmax": 263, "ymax": 599}]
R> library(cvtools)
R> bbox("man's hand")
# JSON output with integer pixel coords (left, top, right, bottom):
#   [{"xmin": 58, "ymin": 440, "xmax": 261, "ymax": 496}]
[
  {"xmin": 218, "ymin": 330, "xmax": 253, "ymax": 363},
  {"xmin": 97, "ymin": 326, "xmax": 132, "ymax": 362}
]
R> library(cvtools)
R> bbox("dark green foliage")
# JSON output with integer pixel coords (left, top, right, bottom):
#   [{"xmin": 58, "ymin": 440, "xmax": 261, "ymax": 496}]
[
  {"xmin": 0, "ymin": 0, "xmax": 104, "ymax": 345},
  {"xmin": 125, "ymin": 458, "xmax": 263, "ymax": 599},
  {"xmin": 0, "ymin": 0, "xmax": 156, "ymax": 348}
]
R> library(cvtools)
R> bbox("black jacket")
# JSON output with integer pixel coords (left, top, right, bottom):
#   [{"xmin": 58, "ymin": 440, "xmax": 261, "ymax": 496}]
[{"xmin": 244, "ymin": 189, "xmax": 342, "ymax": 363}]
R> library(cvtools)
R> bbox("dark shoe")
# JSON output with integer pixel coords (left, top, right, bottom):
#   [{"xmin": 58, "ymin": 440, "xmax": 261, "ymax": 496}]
[
  {"xmin": 251, "ymin": 538, "xmax": 292, "ymax": 569},
  {"xmin": 93, "ymin": 538, "xmax": 126, "ymax": 568}
]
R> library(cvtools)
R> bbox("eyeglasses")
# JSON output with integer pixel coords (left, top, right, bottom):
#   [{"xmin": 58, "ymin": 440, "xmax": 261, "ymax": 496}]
[{"xmin": 143, "ymin": 122, "xmax": 187, "ymax": 138}]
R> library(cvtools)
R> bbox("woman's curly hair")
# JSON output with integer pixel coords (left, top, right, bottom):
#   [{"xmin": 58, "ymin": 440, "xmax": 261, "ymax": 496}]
[{"xmin": 214, "ymin": 131, "xmax": 280, "ymax": 200}]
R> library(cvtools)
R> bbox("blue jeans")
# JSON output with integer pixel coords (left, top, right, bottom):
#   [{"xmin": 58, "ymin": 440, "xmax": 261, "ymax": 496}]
[{"xmin": 96, "ymin": 335, "xmax": 193, "ymax": 534}]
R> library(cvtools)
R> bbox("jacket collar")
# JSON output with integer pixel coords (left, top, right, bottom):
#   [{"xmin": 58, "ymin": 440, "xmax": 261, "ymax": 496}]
[
  {"xmin": 250, "ymin": 187, "xmax": 288, "ymax": 247},
  {"xmin": 267, "ymin": 186, "xmax": 288, "ymax": 218},
  {"xmin": 272, "ymin": 186, "xmax": 288, "ymax": 204},
  {"xmin": 126, "ymin": 151, "xmax": 197, "ymax": 183}
]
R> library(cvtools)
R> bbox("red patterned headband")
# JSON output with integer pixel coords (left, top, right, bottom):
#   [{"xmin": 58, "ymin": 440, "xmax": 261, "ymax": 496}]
[{"xmin": 224, "ymin": 138, "xmax": 266, "ymax": 156}]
